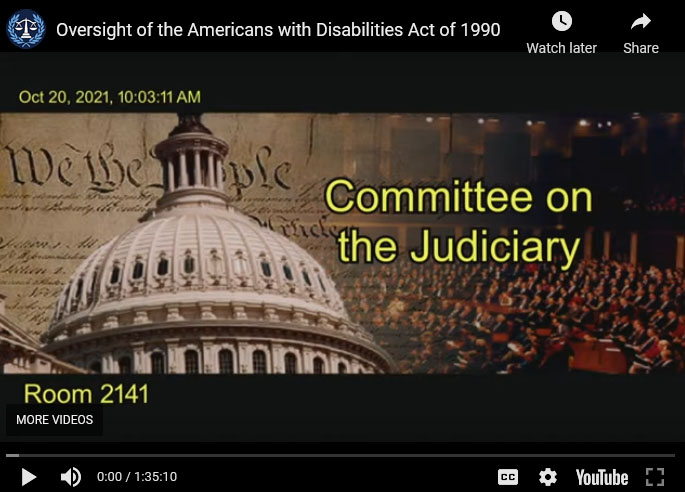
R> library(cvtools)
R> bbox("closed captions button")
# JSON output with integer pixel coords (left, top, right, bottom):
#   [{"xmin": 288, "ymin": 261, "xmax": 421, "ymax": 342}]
[{"xmin": 498, "ymin": 469, "xmax": 519, "ymax": 485}]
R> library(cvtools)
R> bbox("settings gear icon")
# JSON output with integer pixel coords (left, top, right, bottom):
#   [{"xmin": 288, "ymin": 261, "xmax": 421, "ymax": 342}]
[{"xmin": 539, "ymin": 468, "xmax": 557, "ymax": 486}]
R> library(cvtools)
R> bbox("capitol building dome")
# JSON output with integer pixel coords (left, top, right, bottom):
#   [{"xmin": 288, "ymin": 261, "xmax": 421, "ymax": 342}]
[{"xmin": 43, "ymin": 115, "xmax": 394, "ymax": 375}]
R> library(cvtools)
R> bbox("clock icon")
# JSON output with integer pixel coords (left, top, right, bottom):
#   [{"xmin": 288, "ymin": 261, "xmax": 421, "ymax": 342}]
[{"xmin": 552, "ymin": 11, "xmax": 572, "ymax": 31}]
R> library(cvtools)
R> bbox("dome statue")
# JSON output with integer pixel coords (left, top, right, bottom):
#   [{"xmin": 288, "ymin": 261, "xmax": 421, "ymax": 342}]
[{"xmin": 43, "ymin": 115, "xmax": 394, "ymax": 375}]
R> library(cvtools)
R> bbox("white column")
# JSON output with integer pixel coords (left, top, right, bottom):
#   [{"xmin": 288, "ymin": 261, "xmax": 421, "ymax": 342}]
[
  {"xmin": 167, "ymin": 341, "xmax": 180, "ymax": 374},
  {"xmin": 132, "ymin": 342, "xmax": 144, "ymax": 374},
  {"xmin": 142, "ymin": 351, "xmax": 151, "ymax": 373},
  {"xmin": 201, "ymin": 339, "xmax": 214, "ymax": 374},
  {"xmin": 207, "ymin": 153, "xmax": 215, "ymax": 188},
  {"xmin": 325, "ymin": 352, "xmax": 334, "ymax": 374},
  {"xmin": 297, "ymin": 348, "xmax": 304, "ymax": 374},
  {"xmin": 214, "ymin": 344, "xmax": 222, "ymax": 373},
  {"xmin": 215, "ymin": 159, "xmax": 223, "ymax": 189},
  {"xmin": 238, "ymin": 342, "xmax": 250, "ymax": 374},
  {"xmin": 271, "ymin": 343, "xmax": 283, "ymax": 374},
  {"xmin": 179, "ymin": 151, "xmax": 188, "ymax": 187},
  {"xmin": 167, "ymin": 159, "xmax": 175, "ymax": 191},
  {"xmin": 103, "ymin": 353, "xmax": 114, "ymax": 374},
  {"xmin": 194, "ymin": 150, "xmax": 202, "ymax": 187},
  {"xmin": 302, "ymin": 347, "xmax": 313, "ymax": 374},
  {"xmin": 329, "ymin": 352, "xmax": 339, "ymax": 374}
]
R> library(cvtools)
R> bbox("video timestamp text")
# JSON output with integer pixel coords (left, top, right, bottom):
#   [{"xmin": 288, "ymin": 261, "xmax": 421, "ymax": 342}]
[{"xmin": 18, "ymin": 89, "xmax": 201, "ymax": 106}]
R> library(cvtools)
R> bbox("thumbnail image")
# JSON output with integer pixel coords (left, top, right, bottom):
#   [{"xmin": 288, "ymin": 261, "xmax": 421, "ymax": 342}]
[{"xmin": 0, "ymin": 113, "xmax": 683, "ymax": 375}]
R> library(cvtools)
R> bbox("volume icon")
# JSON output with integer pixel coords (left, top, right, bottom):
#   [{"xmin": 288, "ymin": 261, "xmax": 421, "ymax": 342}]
[{"xmin": 60, "ymin": 467, "xmax": 81, "ymax": 487}]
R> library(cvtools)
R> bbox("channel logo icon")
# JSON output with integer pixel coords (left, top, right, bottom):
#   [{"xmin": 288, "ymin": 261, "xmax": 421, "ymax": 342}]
[
  {"xmin": 6, "ymin": 10, "xmax": 45, "ymax": 49},
  {"xmin": 498, "ymin": 469, "xmax": 519, "ymax": 485}
]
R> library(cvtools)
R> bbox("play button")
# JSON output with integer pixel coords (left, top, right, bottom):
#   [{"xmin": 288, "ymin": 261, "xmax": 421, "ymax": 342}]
[{"xmin": 21, "ymin": 468, "xmax": 37, "ymax": 486}]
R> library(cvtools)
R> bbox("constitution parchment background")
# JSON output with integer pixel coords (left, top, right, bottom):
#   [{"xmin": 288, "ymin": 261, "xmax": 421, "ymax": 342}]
[{"xmin": 0, "ymin": 113, "xmax": 472, "ymax": 338}]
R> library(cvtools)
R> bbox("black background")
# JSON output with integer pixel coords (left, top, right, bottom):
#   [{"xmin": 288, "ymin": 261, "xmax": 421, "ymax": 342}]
[
  {"xmin": 1, "ymin": 375, "xmax": 684, "ymax": 442},
  {"xmin": 0, "ymin": 6, "xmax": 678, "ymax": 52},
  {"xmin": 0, "ymin": 52, "xmax": 684, "ymax": 113},
  {"xmin": 2, "ymin": 375, "xmax": 683, "ymax": 489},
  {"xmin": 1, "ymin": 452, "xmax": 679, "ymax": 490}
]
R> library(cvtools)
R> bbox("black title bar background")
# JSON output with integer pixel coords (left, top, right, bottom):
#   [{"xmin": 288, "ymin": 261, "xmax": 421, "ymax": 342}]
[{"xmin": 0, "ymin": 6, "xmax": 679, "ymax": 52}]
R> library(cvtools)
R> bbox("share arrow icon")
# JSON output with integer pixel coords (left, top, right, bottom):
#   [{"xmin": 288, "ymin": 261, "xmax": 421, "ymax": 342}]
[{"xmin": 631, "ymin": 13, "xmax": 651, "ymax": 29}]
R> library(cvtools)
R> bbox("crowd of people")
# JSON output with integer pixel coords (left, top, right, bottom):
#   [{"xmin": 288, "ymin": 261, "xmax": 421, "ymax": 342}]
[
  {"xmin": 622, "ymin": 186, "xmax": 685, "ymax": 218},
  {"xmin": 327, "ymin": 255, "xmax": 685, "ymax": 374}
]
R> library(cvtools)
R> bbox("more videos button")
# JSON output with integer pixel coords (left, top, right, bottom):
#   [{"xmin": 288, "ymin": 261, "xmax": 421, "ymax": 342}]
[
  {"xmin": 498, "ymin": 469, "xmax": 518, "ymax": 485},
  {"xmin": 5, "ymin": 404, "xmax": 103, "ymax": 436}
]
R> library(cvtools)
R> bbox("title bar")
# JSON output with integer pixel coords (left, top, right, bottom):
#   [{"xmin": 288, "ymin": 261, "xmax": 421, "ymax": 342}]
[{"xmin": 0, "ymin": 7, "xmax": 678, "ymax": 52}]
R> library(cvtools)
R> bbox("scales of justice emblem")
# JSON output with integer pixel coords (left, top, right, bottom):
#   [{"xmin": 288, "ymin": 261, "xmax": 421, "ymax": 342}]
[{"xmin": 7, "ymin": 9, "xmax": 45, "ymax": 49}]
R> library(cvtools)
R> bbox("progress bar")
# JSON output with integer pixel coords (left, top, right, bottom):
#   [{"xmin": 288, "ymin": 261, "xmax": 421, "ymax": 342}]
[{"xmin": 6, "ymin": 453, "xmax": 677, "ymax": 458}]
